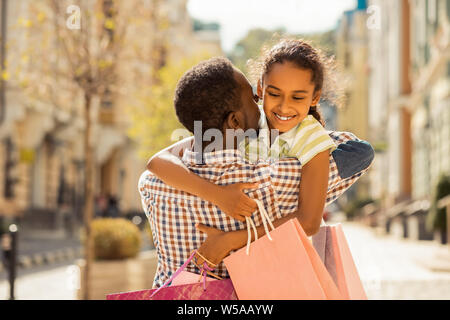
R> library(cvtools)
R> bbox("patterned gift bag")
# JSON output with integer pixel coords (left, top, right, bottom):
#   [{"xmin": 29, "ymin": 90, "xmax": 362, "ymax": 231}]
[{"xmin": 106, "ymin": 251, "xmax": 237, "ymax": 300}]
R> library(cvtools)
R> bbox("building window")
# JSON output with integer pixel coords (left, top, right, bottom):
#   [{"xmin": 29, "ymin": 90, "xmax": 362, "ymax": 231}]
[{"xmin": 100, "ymin": 87, "xmax": 113, "ymax": 109}]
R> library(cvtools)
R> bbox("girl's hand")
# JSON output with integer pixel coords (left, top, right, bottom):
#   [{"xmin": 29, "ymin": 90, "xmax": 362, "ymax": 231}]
[
  {"xmin": 195, "ymin": 223, "xmax": 234, "ymax": 267},
  {"xmin": 214, "ymin": 183, "xmax": 259, "ymax": 222}
]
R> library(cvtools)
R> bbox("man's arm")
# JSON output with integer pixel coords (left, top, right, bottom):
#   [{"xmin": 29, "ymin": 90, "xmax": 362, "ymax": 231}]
[
  {"xmin": 147, "ymin": 144, "xmax": 224, "ymax": 206},
  {"xmin": 196, "ymin": 150, "xmax": 330, "ymax": 266},
  {"xmin": 332, "ymin": 139, "xmax": 374, "ymax": 179},
  {"xmin": 292, "ymin": 149, "xmax": 330, "ymax": 236},
  {"xmin": 320, "ymin": 132, "xmax": 374, "ymax": 207},
  {"xmin": 146, "ymin": 137, "xmax": 258, "ymax": 221}
]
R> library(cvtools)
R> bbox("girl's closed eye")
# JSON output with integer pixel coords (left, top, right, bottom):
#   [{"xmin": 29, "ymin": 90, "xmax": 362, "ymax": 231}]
[{"xmin": 268, "ymin": 92, "xmax": 280, "ymax": 97}]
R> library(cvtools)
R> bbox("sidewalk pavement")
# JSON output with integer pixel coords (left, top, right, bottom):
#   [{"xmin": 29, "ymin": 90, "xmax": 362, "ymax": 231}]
[
  {"xmin": 0, "ymin": 261, "xmax": 79, "ymax": 300},
  {"xmin": 337, "ymin": 220, "xmax": 450, "ymax": 299},
  {"xmin": 0, "ymin": 229, "xmax": 154, "ymax": 274},
  {"xmin": 1, "ymin": 221, "xmax": 449, "ymax": 300},
  {"xmin": 0, "ymin": 230, "xmax": 83, "ymax": 273},
  {"xmin": 0, "ymin": 230, "xmax": 155, "ymax": 300}
]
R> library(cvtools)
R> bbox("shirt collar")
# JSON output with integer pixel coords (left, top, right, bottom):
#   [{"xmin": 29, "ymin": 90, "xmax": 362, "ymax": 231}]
[
  {"xmin": 182, "ymin": 146, "xmax": 248, "ymax": 166},
  {"xmin": 258, "ymin": 105, "xmax": 268, "ymax": 130},
  {"xmin": 260, "ymin": 106, "xmax": 313, "ymax": 150},
  {"xmin": 274, "ymin": 115, "xmax": 315, "ymax": 150}
]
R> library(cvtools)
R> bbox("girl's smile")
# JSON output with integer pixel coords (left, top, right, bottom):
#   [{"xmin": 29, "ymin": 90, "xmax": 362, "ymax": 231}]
[{"xmin": 272, "ymin": 112, "xmax": 297, "ymax": 122}]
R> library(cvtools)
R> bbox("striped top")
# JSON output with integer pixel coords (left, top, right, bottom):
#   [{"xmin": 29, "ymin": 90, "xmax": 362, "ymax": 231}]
[{"xmin": 242, "ymin": 107, "xmax": 337, "ymax": 165}]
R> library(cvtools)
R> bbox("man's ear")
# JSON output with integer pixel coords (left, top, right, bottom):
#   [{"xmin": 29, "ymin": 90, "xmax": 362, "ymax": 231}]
[
  {"xmin": 224, "ymin": 111, "xmax": 244, "ymax": 130},
  {"xmin": 257, "ymin": 79, "xmax": 263, "ymax": 99},
  {"xmin": 312, "ymin": 89, "xmax": 322, "ymax": 106}
]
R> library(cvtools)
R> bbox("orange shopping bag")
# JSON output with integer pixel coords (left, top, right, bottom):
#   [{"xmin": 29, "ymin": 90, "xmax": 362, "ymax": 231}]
[
  {"xmin": 312, "ymin": 224, "xmax": 367, "ymax": 300},
  {"xmin": 223, "ymin": 200, "xmax": 343, "ymax": 300}
]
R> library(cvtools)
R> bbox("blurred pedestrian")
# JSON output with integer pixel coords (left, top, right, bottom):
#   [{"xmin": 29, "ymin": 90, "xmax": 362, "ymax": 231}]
[
  {"xmin": 95, "ymin": 193, "xmax": 108, "ymax": 218},
  {"xmin": 106, "ymin": 195, "xmax": 120, "ymax": 218}
]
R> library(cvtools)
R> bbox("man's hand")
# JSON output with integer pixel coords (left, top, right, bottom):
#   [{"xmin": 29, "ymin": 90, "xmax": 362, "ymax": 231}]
[
  {"xmin": 195, "ymin": 223, "xmax": 235, "ymax": 268},
  {"xmin": 214, "ymin": 183, "xmax": 259, "ymax": 222}
]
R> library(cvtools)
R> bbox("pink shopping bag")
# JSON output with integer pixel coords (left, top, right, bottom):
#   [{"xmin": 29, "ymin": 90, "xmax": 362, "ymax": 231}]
[
  {"xmin": 106, "ymin": 251, "xmax": 237, "ymax": 300},
  {"xmin": 223, "ymin": 210, "xmax": 343, "ymax": 300},
  {"xmin": 170, "ymin": 271, "xmax": 218, "ymax": 286},
  {"xmin": 312, "ymin": 224, "xmax": 367, "ymax": 300}
]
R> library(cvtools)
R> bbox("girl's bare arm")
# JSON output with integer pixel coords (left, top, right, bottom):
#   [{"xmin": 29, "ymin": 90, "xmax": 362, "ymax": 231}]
[
  {"xmin": 147, "ymin": 136, "xmax": 220, "ymax": 203},
  {"xmin": 292, "ymin": 149, "xmax": 330, "ymax": 234},
  {"xmin": 195, "ymin": 149, "xmax": 330, "ymax": 266},
  {"xmin": 147, "ymin": 137, "xmax": 257, "ymax": 221}
]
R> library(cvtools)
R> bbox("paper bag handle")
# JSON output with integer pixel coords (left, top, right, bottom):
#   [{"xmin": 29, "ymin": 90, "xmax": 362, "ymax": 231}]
[
  {"xmin": 245, "ymin": 199, "xmax": 276, "ymax": 255},
  {"xmin": 150, "ymin": 250, "xmax": 217, "ymax": 298}
]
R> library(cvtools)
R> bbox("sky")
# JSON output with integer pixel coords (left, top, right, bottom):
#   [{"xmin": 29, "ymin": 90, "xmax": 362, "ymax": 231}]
[{"xmin": 187, "ymin": 0, "xmax": 357, "ymax": 53}]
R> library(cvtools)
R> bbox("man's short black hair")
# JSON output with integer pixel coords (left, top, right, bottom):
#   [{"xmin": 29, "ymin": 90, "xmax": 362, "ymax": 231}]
[{"xmin": 174, "ymin": 57, "xmax": 242, "ymax": 133}]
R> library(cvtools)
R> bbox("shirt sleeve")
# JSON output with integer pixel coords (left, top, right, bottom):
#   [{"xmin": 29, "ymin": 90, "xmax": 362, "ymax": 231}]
[
  {"xmin": 138, "ymin": 171, "xmax": 153, "ymax": 217},
  {"xmin": 332, "ymin": 140, "xmax": 374, "ymax": 178},
  {"xmin": 323, "ymin": 131, "xmax": 374, "ymax": 206},
  {"xmin": 287, "ymin": 116, "xmax": 337, "ymax": 166}
]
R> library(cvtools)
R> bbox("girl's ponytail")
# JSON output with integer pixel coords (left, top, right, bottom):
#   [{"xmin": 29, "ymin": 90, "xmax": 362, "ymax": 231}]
[{"xmin": 308, "ymin": 105, "xmax": 325, "ymax": 127}]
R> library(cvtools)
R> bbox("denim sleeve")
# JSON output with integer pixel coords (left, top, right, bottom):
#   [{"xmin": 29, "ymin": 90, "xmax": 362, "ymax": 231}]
[{"xmin": 331, "ymin": 140, "xmax": 375, "ymax": 179}]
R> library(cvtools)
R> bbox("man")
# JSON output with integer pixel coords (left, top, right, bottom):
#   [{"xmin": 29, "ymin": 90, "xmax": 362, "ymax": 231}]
[{"xmin": 139, "ymin": 57, "xmax": 373, "ymax": 288}]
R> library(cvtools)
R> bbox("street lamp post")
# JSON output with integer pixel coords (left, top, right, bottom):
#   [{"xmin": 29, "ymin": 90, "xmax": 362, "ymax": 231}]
[
  {"xmin": 437, "ymin": 195, "xmax": 450, "ymax": 251},
  {"xmin": 1, "ymin": 223, "xmax": 18, "ymax": 300}
]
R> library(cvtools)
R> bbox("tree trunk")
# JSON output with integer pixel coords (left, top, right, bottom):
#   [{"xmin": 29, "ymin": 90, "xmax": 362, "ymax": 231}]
[{"xmin": 83, "ymin": 93, "xmax": 94, "ymax": 300}]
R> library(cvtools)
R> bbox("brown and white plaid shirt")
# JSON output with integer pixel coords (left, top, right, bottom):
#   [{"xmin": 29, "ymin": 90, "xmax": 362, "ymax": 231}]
[{"xmin": 138, "ymin": 131, "xmax": 372, "ymax": 288}]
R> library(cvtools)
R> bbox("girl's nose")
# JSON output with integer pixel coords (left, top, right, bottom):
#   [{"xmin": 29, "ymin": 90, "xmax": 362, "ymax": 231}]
[{"xmin": 277, "ymin": 97, "xmax": 290, "ymax": 114}]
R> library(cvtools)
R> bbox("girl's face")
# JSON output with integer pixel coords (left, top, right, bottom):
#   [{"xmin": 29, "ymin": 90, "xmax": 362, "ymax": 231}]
[{"xmin": 258, "ymin": 61, "xmax": 321, "ymax": 133}]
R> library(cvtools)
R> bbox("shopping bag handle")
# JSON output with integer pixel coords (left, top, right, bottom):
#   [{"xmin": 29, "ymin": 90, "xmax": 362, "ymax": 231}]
[
  {"xmin": 150, "ymin": 250, "xmax": 219, "ymax": 298},
  {"xmin": 245, "ymin": 199, "xmax": 276, "ymax": 255}
]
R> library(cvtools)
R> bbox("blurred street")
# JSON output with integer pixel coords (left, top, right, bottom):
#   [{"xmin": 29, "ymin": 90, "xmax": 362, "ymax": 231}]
[
  {"xmin": 0, "ymin": 228, "xmax": 155, "ymax": 300},
  {"xmin": 0, "ymin": 261, "xmax": 77, "ymax": 300},
  {"xmin": 342, "ymin": 222, "xmax": 450, "ymax": 300},
  {"xmin": 1, "ymin": 221, "xmax": 449, "ymax": 300}
]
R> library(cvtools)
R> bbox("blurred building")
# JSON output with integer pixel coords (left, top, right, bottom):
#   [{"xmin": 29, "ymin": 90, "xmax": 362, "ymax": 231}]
[
  {"xmin": 336, "ymin": 0, "xmax": 370, "ymax": 141},
  {"xmin": 0, "ymin": 0, "xmax": 222, "ymax": 233},
  {"xmin": 369, "ymin": 0, "xmax": 450, "ymax": 221},
  {"xmin": 409, "ymin": 0, "xmax": 450, "ymax": 200},
  {"xmin": 0, "ymin": 0, "xmax": 85, "ymax": 232},
  {"xmin": 367, "ymin": 0, "xmax": 413, "ymax": 206},
  {"xmin": 367, "ymin": 0, "xmax": 449, "ymax": 209},
  {"xmin": 161, "ymin": 0, "xmax": 222, "ymax": 60},
  {"xmin": 336, "ymin": 0, "xmax": 371, "ymax": 199}
]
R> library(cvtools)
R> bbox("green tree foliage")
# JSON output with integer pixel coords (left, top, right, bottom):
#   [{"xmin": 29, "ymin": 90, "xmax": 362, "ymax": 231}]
[
  {"xmin": 427, "ymin": 174, "xmax": 450, "ymax": 233},
  {"xmin": 342, "ymin": 197, "xmax": 375, "ymax": 220},
  {"xmin": 228, "ymin": 28, "xmax": 286, "ymax": 73},
  {"xmin": 303, "ymin": 29, "xmax": 336, "ymax": 56},
  {"xmin": 192, "ymin": 18, "xmax": 220, "ymax": 31}
]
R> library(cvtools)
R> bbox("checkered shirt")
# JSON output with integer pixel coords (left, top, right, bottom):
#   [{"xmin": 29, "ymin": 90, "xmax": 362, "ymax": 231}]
[{"xmin": 138, "ymin": 131, "xmax": 370, "ymax": 288}]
